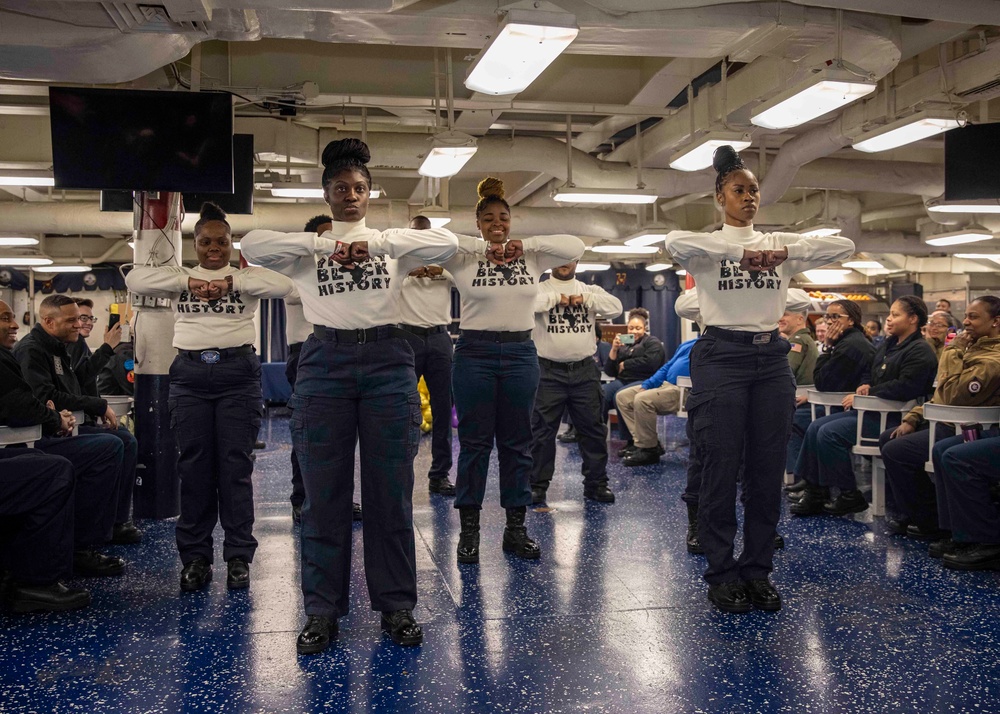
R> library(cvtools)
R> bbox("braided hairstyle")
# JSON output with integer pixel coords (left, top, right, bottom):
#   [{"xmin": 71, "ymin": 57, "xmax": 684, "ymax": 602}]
[
  {"xmin": 713, "ymin": 145, "xmax": 750, "ymax": 194},
  {"xmin": 321, "ymin": 138, "xmax": 372, "ymax": 188},
  {"xmin": 830, "ymin": 299, "xmax": 863, "ymax": 329},
  {"xmin": 475, "ymin": 176, "xmax": 510, "ymax": 219},
  {"xmin": 894, "ymin": 294, "xmax": 929, "ymax": 329},
  {"xmin": 194, "ymin": 201, "xmax": 230, "ymax": 237}
]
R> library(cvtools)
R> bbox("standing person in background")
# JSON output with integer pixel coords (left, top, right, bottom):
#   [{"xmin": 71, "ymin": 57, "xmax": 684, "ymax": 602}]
[
  {"xmin": 936, "ymin": 298, "xmax": 953, "ymax": 316},
  {"xmin": 529, "ymin": 259, "xmax": 622, "ymax": 504},
  {"xmin": 68, "ymin": 297, "xmax": 141, "ymax": 544},
  {"xmin": 814, "ymin": 317, "xmax": 828, "ymax": 352},
  {"xmin": 285, "ymin": 215, "xmax": 363, "ymax": 525},
  {"xmin": 399, "ymin": 214, "xmax": 457, "ymax": 498},
  {"xmin": 604, "ymin": 307, "xmax": 665, "ymax": 456},
  {"xmin": 126, "ymin": 202, "xmax": 292, "ymax": 594},
  {"xmin": 443, "ymin": 177, "xmax": 585, "ymax": 566},
  {"xmin": 664, "ymin": 145, "xmax": 854, "ymax": 614},
  {"xmin": 241, "ymin": 139, "xmax": 459, "ymax": 654}
]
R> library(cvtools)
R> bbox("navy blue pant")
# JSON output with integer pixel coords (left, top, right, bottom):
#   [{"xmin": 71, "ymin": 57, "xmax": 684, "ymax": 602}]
[
  {"xmin": 795, "ymin": 409, "xmax": 889, "ymax": 491},
  {"xmin": 285, "ymin": 342, "xmax": 305, "ymax": 509},
  {"xmin": 686, "ymin": 333, "xmax": 795, "ymax": 585},
  {"xmin": 530, "ymin": 359, "xmax": 608, "ymax": 489},
  {"xmin": 290, "ymin": 333, "xmax": 420, "ymax": 618},
  {"xmin": 935, "ymin": 433, "xmax": 1000, "ymax": 542},
  {"xmin": 36, "ymin": 433, "xmax": 123, "ymax": 549},
  {"xmin": 452, "ymin": 337, "xmax": 539, "ymax": 510},
  {"xmin": 168, "ymin": 352, "xmax": 263, "ymax": 565},
  {"xmin": 78, "ymin": 423, "xmax": 137, "ymax": 523},
  {"xmin": 880, "ymin": 425, "xmax": 955, "ymax": 530},
  {"xmin": 0, "ymin": 449, "xmax": 75, "ymax": 584},
  {"xmin": 410, "ymin": 329, "xmax": 454, "ymax": 482}
]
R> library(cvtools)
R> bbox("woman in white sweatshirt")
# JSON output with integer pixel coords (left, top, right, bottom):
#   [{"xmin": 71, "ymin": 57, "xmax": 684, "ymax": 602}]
[
  {"xmin": 239, "ymin": 139, "xmax": 458, "ymax": 656},
  {"xmin": 664, "ymin": 146, "xmax": 854, "ymax": 615},
  {"xmin": 443, "ymin": 177, "xmax": 585, "ymax": 566},
  {"xmin": 125, "ymin": 202, "xmax": 292, "ymax": 595}
]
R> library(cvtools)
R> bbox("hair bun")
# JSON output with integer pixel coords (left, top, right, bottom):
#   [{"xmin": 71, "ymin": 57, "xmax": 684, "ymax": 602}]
[
  {"xmin": 322, "ymin": 138, "xmax": 371, "ymax": 168},
  {"xmin": 199, "ymin": 201, "xmax": 227, "ymax": 222},
  {"xmin": 712, "ymin": 145, "xmax": 745, "ymax": 174},
  {"xmin": 477, "ymin": 176, "xmax": 505, "ymax": 200},
  {"xmin": 628, "ymin": 307, "xmax": 650, "ymax": 321}
]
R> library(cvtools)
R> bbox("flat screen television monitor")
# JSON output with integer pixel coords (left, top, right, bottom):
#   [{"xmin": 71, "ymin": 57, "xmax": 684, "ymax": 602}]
[
  {"xmin": 49, "ymin": 87, "xmax": 233, "ymax": 193},
  {"xmin": 944, "ymin": 123, "xmax": 1000, "ymax": 201},
  {"xmin": 183, "ymin": 134, "xmax": 254, "ymax": 215},
  {"xmin": 100, "ymin": 189, "xmax": 135, "ymax": 212}
]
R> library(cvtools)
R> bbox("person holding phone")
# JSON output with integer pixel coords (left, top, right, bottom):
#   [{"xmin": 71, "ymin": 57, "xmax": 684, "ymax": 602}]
[{"xmin": 604, "ymin": 307, "xmax": 665, "ymax": 455}]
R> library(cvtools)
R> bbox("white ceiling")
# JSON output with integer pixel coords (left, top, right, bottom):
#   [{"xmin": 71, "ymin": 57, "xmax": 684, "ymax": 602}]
[{"xmin": 1, "ymin": 0, "xmax": 1000, "ymax": 279}]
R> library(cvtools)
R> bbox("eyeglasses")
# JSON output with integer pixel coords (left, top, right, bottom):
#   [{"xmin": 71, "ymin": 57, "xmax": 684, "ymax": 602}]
[
  {"xmin": 823, "ymin": 313, "xmax": 846, "ymax": 320},
  {"xmin": 78, "ymin": 317, "xmax": 99, "ymax": 325}
]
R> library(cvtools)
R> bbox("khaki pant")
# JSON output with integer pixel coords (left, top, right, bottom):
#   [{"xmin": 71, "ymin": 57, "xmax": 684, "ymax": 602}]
[{"xmin": 615, "ymin": 383, "xmax": 681, "ymax": 448}]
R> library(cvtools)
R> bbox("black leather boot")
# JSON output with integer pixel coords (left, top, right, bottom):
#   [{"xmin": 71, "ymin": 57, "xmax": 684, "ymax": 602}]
[
  {"xmin": 502, "ymin": 506, "xmax": 541, "ymax": 559},
  {"xmin": 686, "ymin": 503, "xmax": 704, "ymax": 554},
  {"xmin": 457, "ymin": 507, "xmax": 480, "ymax": 564},
  {"xmin": 789, "ymin": 485, "xmax": 829, "ymax": 516}
]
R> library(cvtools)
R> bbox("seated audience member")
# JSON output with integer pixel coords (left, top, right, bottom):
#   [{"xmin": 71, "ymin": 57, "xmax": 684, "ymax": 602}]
[
  {"xmin": 813, "ymin": 317, "xmax": 828, "ymax": 353},
  {"xmin": 930, "ymin": 431, "xmax": 1000, "ymax": 568},
  {"xmin": 925, "ymin": 310, "xmax": 956, "ymax": 361},
  {"xmin": 603, "ymin": 307, "xmax": 665, "ymax": 445},
  {"xmin": 879, "ymin": 296, "xmax": 1000, "ymax": 539},
  {"xmin": 936, "ymin": 298, "xmax": 953, "ymax": 316},
  {"xmin": 785, "ymin": 300, "xmax": 875, "ymax": 491},
  {"xmin": 864, "ymin": 318, "xmax": 885, "ymax": 349},
  {"xmin": 13, "ymin": 294, "xmax": 141, "ymax": 545},
  {"xmin": 779, "ymin": 307, "xmax": 818, "ymax": 385},
  {"xmin": 68, "ymin": 298, "xmax": 121, "ymax": 397},
  {"xmin": 791, "ymin": 296, "xmax": 937, "ymax": 516},
  {"xmin": 615, "ymin": 337, "xmax": 695, "ymax": 466},
  {"xmin": 0, "ymin": 299, "xmax": 125, "ymax": 579}
]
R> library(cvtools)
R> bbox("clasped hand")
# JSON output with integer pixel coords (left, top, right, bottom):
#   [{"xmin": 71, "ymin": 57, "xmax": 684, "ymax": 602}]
[
  {"xmin": 187, "ymin": 278, "xmax": 229, "ymax": 301},
  {"xmin": 331, "ymin": 241, "xmax": 370, "ymax": 268},
  {"xmin": 738, "ymin": 248, "xmax": 788, "ymax": 273},
  {"xmin": 485, "ymin": 240, "xmax": 523, "ymax": 267},
  {"xmin": 408, "ymin": 265, "xmax": 445, "ymax": 279},
  {"xmin": 559, "ymin": 294, "xmax": 584, "ymax": 307}
]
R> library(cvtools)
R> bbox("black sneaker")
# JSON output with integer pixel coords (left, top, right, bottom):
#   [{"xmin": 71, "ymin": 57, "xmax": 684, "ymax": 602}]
[
  {"xmin": 429, "ymin": 478, "xmax": 457, "ymax": 496},
  {"xmin": 707, "ymin": 581, "xmax": 752, "ymax": 613},
  {"xmin": 381, "ymin": 609, "xmax": 423, "ymax": 646},
  {"xmin": 745, "ymin": 578, "xmax": 782, "ymax": 611}
]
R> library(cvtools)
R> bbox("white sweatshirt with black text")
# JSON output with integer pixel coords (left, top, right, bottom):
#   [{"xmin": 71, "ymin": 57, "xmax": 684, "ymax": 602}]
[
  {"xmin": 239, "ymin": 219, "xmax": 458, "ymax": 331},
  {"xmin": 532, "ymin": 276, "xmax": 623, "ymax": 362},
  {"xmin": 398, "ymin": 270, "xmax": 455, "ymax": 328},
  {"xmin": 125, "ymin": 264, "xmax": 292, "ymax": 350},
  {"xmin": 665, "ymin": 224, "xmax": 854, "ymax": 332}
]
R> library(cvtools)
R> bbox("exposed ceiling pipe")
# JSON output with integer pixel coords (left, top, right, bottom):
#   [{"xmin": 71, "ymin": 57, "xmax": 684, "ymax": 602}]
[{"xmin": 0, "ymin": 201, "xmax": 663, "ymax": 242}]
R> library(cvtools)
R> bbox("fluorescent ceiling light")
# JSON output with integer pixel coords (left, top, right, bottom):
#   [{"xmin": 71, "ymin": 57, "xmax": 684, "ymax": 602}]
[
  {"xmin": 955, "ymin": 253, "xmax": 1000, "ymax": 264},
  {"xmin": 589, "ymin": 244, "xmax": 659, "ymax": 254},
  {"xmin": 801, "ymin": 268, "xmax": 853, "ymax": 283},
  {"xmin": 624, "ymin": 226, "xmax": 670, "ymax": 247},
  {"xmin": 418, "ymin": 131, "xmax": 478, "ymax": 178},
  {"xmin": 645, "ymin": 263, "xmax": 671, "ymax": 272},
  {"xmin": 800, "ymin": 222, "xmax": 841, "ymax": 237},
  {"xmin": 553, "ymin": 186, "xmax": 658, "ymax": 205},
  {"xmin": 923, "ymin": 227, "xmax": 994, "ymax": 247},
  {"xmin": 852, "ymin": 112, "xmax": 960, "ymax": 153},
  {"xmin": 33, "ymin": 264, "xmax": 92, "ymax": 273},
  {"xmin": 842, "ymin": 259, "xmax": 884, "ymax": 269},
  {"xmin": 0, "ymin": 256, "xmax": 53, "ymax": 266},
  {"xmin": 575, "ymin": 262, "xmax": 610, "ymax": 272},
  {"xmin": 751, "ymin": 67, "xmax": 876, "ymax": 130},
  {"xmin": 0, "ymin": 236, "xmax": 39, "ymax": 247},
  {"xmin": 926, "ymin": 198, "xmax": 1000, "ymax": 214},
  {"xmin": 0, "ymin": 174, "xmax": 55, "ymax": 187},
  {"xmin": 271, "ymin": 187, "xmax": 324, "ymax": 199},
  {"xmin": 464, "ymin": 7, "xmax": 579, "ymax": 95},
  {"xmin": 669, "ymin": 133, "xmax": 752, "ymax": 172}
]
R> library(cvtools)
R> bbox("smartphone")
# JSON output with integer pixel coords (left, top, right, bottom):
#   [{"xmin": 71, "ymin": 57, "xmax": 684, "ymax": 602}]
[
  {"xmin": 108, "ymin": 312, "xmax": 121, "ymax": 329},
  {"xmin": 619, "ymin": 333, "xmax": 635, "ymax": 345}
]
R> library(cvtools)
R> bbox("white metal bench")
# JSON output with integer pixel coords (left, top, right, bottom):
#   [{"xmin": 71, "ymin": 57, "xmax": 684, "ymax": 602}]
[
  {"xmin": 807, "ymin": 390, "xmax": 851, "ymax": 422},
  {"xmin": 923, "ymin": 403, "xmax": 1000, "ymax": 473},
  {"xmin": 676, "ymin": 375, "xmax": 692, "ymax": 419},
  {"xmin": 0, "ymin": 424, "xmax": 43, "ymax": 448},
  {"xmin": 852, "ymin": 395, "xmax": 920, "ymax": 517}
]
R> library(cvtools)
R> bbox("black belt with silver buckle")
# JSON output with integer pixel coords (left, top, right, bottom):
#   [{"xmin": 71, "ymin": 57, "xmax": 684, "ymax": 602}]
[
  {"xmin": 539, "ymin": 356, "xmax": 592, "ymax": 370},
  {"xmin": 705, "ymin": 326, "xmax": 779, "ymax": 345},
  {"xmin": 398, "ymin": 324, "xmax": 449, "ymax": 337},
  {"xmin": 312, "ymin": 324, "xmax": 399, "ymax": 344},
  {"xmin": 178, "ymin": 345, "xmax": 254, "ymax": 364},
  {"xmin": 460, "ymin": 329, "xmax": 532, "ymax": 343}
]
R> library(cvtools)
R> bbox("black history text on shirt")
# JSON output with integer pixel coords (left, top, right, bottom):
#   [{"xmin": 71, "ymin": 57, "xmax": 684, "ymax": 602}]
[
  {"xmin": 717, "ymin": 260, "xmax": 782, "ymax": 292},
  {"xmin": 176, "ymin": 290, "xmax": 248, "ymax": 314},
  {"xmin": 471, "ymin": 259, "xmax": 535, "ymax": 287},
  {"xmin": 546, "ymin": 303, "xmax": 593, "ymax": 334},
  {"xmin": 315, "ymin": 255, "xmax": 390, "ymax": 296}
]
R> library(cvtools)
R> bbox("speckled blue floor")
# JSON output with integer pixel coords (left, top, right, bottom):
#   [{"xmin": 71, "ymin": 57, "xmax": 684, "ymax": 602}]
[{"xmin": 3, "ymin": 412, "xmax": 1000, "ymax": 713}]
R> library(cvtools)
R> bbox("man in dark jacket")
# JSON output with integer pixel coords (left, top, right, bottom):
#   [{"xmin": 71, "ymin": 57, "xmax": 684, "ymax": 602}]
[
  {"xmin": 0, "ymin": 299, "xmax": 125, "ymax": 585},
  {"xmin": 12, "ymin": 294, "xmax": 141, "ymax": 544}
]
